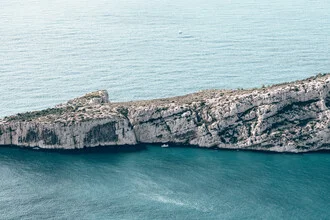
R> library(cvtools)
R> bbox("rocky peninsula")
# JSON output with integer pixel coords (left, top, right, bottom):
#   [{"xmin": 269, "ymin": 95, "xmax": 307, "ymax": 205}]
[{"xmin": 1, "ymin": 74, "xmax": 330, "ymax": 152}]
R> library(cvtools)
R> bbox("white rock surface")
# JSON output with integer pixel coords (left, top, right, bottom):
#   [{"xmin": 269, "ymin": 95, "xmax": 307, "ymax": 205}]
[{"xmin": 1, "ymin": 74, "xmax": 330, "ymax": 152}]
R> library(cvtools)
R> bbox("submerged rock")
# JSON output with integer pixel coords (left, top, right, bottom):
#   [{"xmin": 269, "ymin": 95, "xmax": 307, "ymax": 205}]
[{"xmin": 1, "ymin": 74, "xmax": 330, "ymax": 152}]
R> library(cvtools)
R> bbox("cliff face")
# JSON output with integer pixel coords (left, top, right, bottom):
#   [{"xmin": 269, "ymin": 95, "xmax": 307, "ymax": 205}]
[{"xmin": 1, "ymin": 74, "xmax": 330, "ymax": 152}]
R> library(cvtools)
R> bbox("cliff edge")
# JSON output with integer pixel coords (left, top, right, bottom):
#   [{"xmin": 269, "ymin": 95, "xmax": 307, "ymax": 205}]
[{"xmin": 1, "ymin": 74, "xmax": 330, "ymax": 152}]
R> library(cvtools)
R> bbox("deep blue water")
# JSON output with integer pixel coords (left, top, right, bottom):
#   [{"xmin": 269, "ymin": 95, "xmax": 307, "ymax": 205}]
[
  {"xmin": 0, "ymin": 146, "xmax": 329, "ymax": 219},
  {"xmin": 1, "ymin": 0, "xmax": 330, "ymax": 219}
]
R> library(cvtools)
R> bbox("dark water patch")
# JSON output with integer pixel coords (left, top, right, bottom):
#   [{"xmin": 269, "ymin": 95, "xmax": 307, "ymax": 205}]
[
  {"xmin": 0, "ymin": 144, "xmax": 147, "ymax": 155},
  {"xmin": 143, "ymin": 142, "xmax": 330, "ymax": 155},
  {"xmin": 2, "ymin": 142, "xmax": 330, "ymax": 155}
]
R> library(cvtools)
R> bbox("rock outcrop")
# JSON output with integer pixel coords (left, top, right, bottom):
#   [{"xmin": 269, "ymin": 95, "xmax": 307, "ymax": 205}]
[{"xmin": 1, "ymin": 74, "xmax": 330, "ymax": 152}]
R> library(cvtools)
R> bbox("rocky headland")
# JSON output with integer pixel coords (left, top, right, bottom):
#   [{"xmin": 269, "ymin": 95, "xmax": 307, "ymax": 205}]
[{"xmin": 1, "ymin": 74, "xmax": 330, "ymax": 152}]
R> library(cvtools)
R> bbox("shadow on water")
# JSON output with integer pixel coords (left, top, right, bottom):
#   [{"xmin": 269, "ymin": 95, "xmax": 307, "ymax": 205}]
[
  {"xmin": 0, "ymin": 144, "xmax": 147, "ymax": 155},
  {"xmin": 0, "ymin": 145, "xmax": 149, "ymax": 171},
  {"xmin": 146, "ymin": 142, "xmax": 330, "ymax": 155},
  {"xmin": 0, "ymin": 143, "xmax": 329, "ymax": 156}
]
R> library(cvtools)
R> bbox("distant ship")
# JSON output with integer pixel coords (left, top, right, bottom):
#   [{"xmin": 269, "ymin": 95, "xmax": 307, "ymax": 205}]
[{"xmin": 161, "ymin": 144, "xmax": 169, "ymax": 148}]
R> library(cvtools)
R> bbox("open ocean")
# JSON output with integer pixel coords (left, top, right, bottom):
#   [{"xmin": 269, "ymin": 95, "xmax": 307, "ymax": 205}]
[{"xmin": 0, "ymin": 0, "xmax": 330, "ymax": 219}]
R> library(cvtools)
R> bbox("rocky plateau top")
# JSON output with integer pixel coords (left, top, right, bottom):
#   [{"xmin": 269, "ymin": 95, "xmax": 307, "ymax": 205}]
[{"xmin": 1, "ymin": 74, "xmax": 330, "ymax": 152}]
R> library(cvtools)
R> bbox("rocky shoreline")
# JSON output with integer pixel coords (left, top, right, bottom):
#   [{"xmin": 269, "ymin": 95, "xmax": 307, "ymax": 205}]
[{"xmin": 1, "ymin": 74, "xmax": 330, "ymax": 153}]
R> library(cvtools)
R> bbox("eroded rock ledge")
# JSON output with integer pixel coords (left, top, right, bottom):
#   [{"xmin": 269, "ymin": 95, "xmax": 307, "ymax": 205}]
[{"xmin": 1, "ymin": 74, "xmax": 330, "ymax": 152}]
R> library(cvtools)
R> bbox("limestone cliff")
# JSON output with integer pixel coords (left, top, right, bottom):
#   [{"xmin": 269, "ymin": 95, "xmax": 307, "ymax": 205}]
[{"xmin": 1, "ymin": 74, "xmax": 330, "ymax": 152}]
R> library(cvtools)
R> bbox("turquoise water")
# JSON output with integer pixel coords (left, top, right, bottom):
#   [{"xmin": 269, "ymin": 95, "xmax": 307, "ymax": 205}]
[
  {"xmin": 1, "ymin": 0, "xmax": 330, "ymax": 219},
  {"xmin": 1, "ymin": 0, "xmax": 330, "ymax": 117},
  {"xmin": 0, "ymin": 146, "xmax": 329, "ymax": 219}
]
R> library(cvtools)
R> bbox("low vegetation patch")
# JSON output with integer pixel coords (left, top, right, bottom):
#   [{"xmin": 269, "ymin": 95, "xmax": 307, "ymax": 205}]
[{"xmin": 5, "ymin": 107, "xmax": 68, "ymax": 122}]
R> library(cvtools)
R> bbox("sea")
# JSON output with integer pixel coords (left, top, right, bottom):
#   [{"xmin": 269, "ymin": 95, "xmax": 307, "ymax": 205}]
[{"xmin": 0, "ymin": 0, "xmax": 330, "ymax": 219}]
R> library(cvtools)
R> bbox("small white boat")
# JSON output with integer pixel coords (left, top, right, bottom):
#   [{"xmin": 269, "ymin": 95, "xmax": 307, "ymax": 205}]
[{"xmin": 161, "ymin": 144, "xmax": 169, "ymax": 148}]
